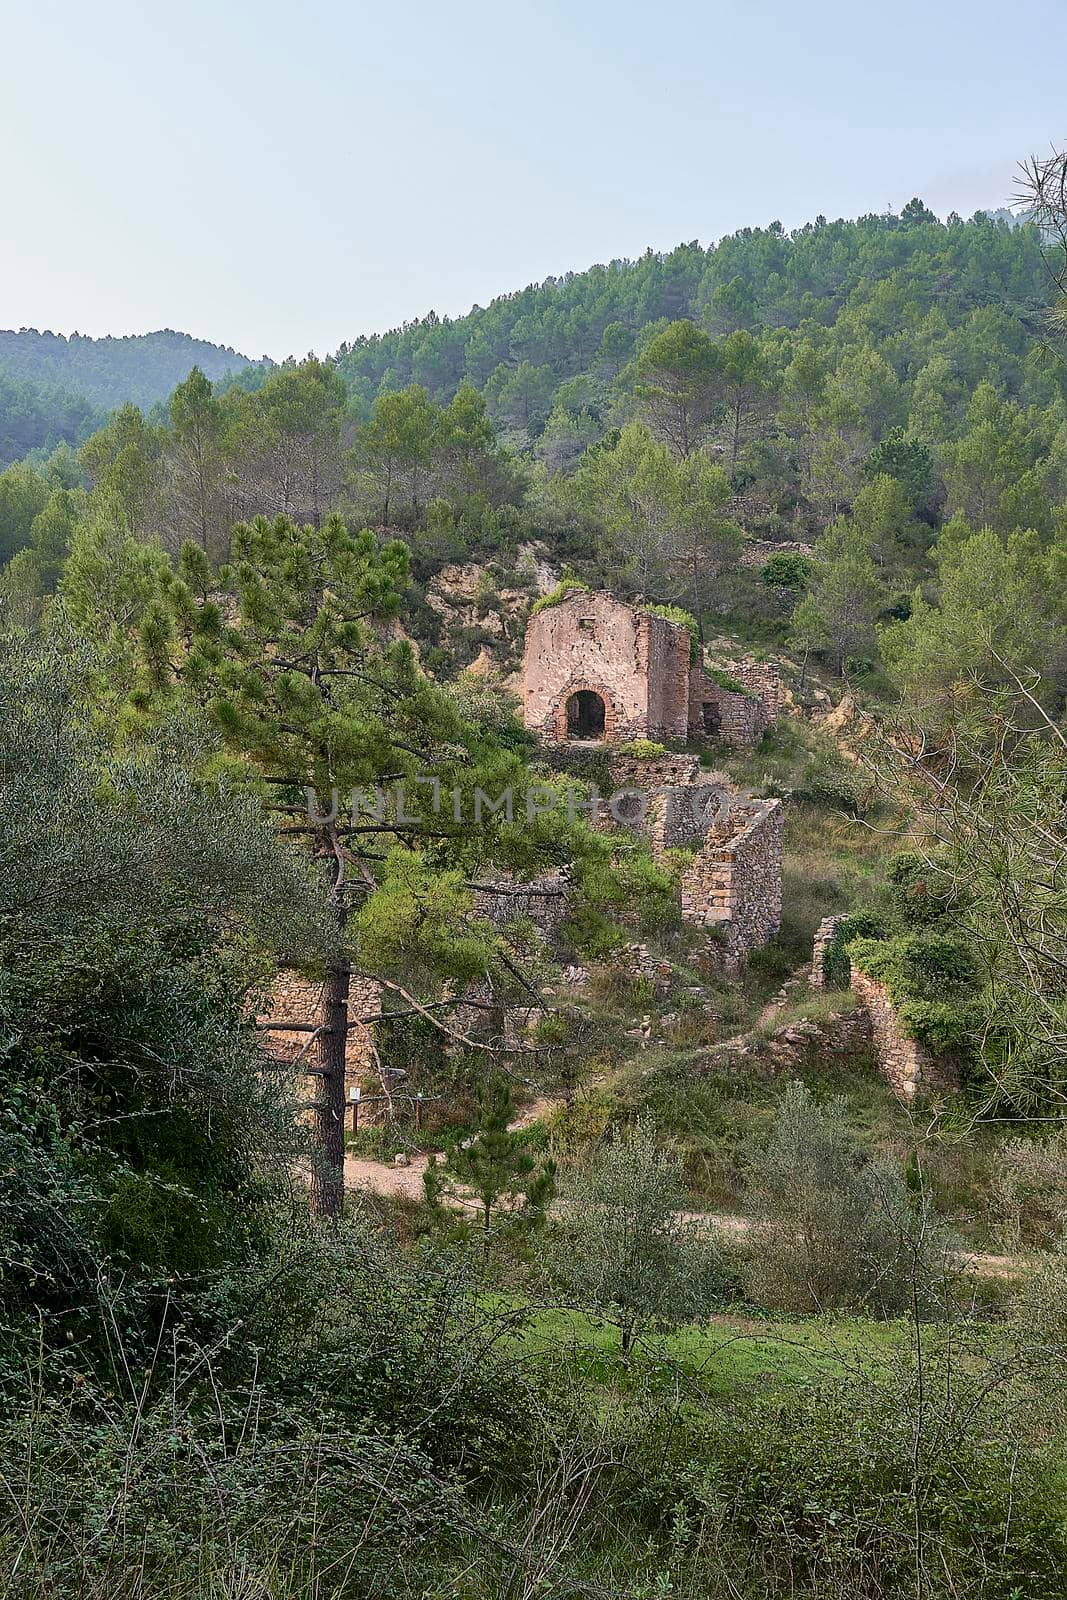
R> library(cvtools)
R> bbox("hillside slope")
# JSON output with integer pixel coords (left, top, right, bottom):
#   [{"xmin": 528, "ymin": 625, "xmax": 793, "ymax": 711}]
[
  {"xmin": 333, "ymin": 207, "xmax": 1053, "ymax": 427},
  {"xmin": 0, "ymin": 369, "xmax": 104, "ymax": 469},
  {"xmin": 0, "ymin": 327, "xmax": 256, "ymax": 412}
]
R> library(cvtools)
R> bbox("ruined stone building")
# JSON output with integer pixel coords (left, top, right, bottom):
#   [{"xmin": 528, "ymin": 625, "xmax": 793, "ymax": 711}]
[
  {"xmin": 809, "ymin": 915, "xmax": 961, "ymax": 1101},
  {"xmin": 522, "ymin": 590, "xmax": 779, "ymax": 750},
  {"xmin": 607, "ymin": 750, "xmax": 783, "ymax": 970},
  {"xmin": 264, "ymin": 595, "xmax": 787, "ymax": 1113},
  {"xmin": 518, "ymin": 591, "xmax": 784, "ymax": 966}
]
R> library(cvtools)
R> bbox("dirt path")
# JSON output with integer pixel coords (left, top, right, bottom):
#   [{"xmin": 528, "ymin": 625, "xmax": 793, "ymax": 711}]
[
  {"xmin": 345, "ymin": 1150, "xmax": 432, "ymax": 1202},
  {"xmin": 344, "ymin": 1151, "xmax": 1025, "ymax": 1280},
  {"xmin": 344, "ymin": 1095, "xmax": 565, "ymax": 1204}
]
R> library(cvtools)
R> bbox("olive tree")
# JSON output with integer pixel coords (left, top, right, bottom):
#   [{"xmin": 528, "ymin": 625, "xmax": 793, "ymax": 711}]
[{"xmin": 547, "ymin": 1121, "xmax": 724, "ymax": 1353}]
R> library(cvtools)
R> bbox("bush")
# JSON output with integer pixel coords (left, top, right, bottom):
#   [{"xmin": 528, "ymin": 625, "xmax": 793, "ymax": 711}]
[
  {"xmin": 761, "ymin": 550, "xmax": 813, "ymax": 591},
  {"xmin": 565, "ymin": 838, "xmax": 679, "ymax": 954},
  {"xmin": 616, "ymin": 738, "xmax": 668, "ymax": 759},
  {"xmin": 742, "ymin": 1081, "xmax": 949, "ymax": 1314},
  {"xmin": 849, "ymin": 932, "xmax": 981, "ymax": 1051},
  {"xmin": 801, "ymin": 749, "xmax": 870, "ymax": 815},
  {"xmin": 823, "ymin": 910, "xmax": 884, "ymax": 987},
  {"xmin": 530, "ymin": 574, "xmax": 589, "ymax": 615},
  {"xmin": 704, "ymin": 664, "xmax": 753, "ymax": 697},
  {"xmin": 885, "ymin": 849, "xmax": 963, "ymax": 928},
  {"xmin": 0, "ymin": 1215, "xmax": 542, "ymax": 1597},
  {"xmin": 546, "ymin": 1122, "xmax": 729, "ymax": 1351},
  {"xmin": 991, "ymin": 1133, "xmax": 1067, "ymax": 1249},
  {"xmin": 626, "ymin": 1376, "xmax": 1067, "ymax": 1600}
]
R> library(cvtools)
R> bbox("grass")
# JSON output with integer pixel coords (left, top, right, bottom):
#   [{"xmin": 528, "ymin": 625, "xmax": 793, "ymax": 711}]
[
  {"xmin": 753, "ymin": 985, "xmax": 861, "ymax": 1035},
  {"xmin": 521, "ymin": 1303, "xmax": 911, "ymax": 1395}
]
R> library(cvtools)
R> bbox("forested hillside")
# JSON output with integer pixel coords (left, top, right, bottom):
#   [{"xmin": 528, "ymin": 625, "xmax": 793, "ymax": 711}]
[
  {"xmin": 5, "ymin": 202, "xmax": 1064, "ymax": 716},
  {"xmin": 0, "ymin": 326, "xmax": 255, "ymax": 412},
  {"xmin": 334, "ymin": 203, "xmax": 1052, "ymax": 428},
  {"xmin": 0, "ymin": 369, "xmax": 103, "ymax": 468}
]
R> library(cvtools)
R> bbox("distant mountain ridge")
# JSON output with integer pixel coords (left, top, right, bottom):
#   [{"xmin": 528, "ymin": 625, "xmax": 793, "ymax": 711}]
[{"xmin": 0, "ymin": 328, "xmax": 256, "ymax": 413}]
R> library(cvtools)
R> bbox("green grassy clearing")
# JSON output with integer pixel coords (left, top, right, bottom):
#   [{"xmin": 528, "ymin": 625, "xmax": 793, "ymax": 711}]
[{"xmin": 520, "ymin": 1303, "xmax": 921, "ymax": 1395}]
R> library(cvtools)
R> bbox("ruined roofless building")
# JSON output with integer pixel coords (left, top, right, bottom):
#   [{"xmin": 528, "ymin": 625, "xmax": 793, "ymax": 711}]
[
  {"xmin": 521, "ymin": 591, "xmax": 784, "ymax": 967},
  {"xmin": 521, "ymin": 590, "xmax": 778, "ymax": 749}
]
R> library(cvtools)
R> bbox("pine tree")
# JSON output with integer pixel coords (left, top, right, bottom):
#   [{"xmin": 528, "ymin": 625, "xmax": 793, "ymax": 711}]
[
  {"xmin": 137, "ymin": 513, "xmax": 567, "ymax": 1216},
  {"xmin": 437, "ymin": 1081, "xmax": 555, "ymax": 1263}
]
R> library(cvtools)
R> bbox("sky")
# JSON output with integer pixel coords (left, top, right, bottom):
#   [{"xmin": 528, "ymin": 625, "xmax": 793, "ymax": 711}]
[{"xmin": 2, "ymin": 0, "xmax": 1066, "ymax": 361}]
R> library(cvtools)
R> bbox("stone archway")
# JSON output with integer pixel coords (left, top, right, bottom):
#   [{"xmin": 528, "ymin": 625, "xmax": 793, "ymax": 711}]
[{"xmin": 566, "ymin": 688, "xmax": 606, "ymax": 740}]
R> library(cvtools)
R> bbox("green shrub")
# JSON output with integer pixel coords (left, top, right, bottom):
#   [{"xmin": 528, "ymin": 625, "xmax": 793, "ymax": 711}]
[
  {"xmin": 530, "ymin": 574, "xmax": 590, "ymax": 615},
  {"xmin": 565, "ymin": 838, "xmax": 679, "ymax": 954},
  {"xmin": 801, "ymin": 749, "xmax": 869, "ymax": 815},
  {"xmin": 616, "ymin": 738, "xmax": 668, "ymax": 759},
  {"xmin": 627, "ymin": 1379, "xmax": 1067, "ymax": 1600},
  {"xmin": 822, "ymin": 910, "xmax": 884, "ymax": 986},
  {"xmin": 849, "ymin": 932, "xmax": 980, "ymax": 1052},
  {"xmin": 704, "ymin": 664, "xmax": 753, "ymax": 697},
  {"xmin": 742, "ymin": 1080, "xmax": 950, "ymax": 1315},
  {"xmin": 849, "ymin": 932, "xmax": 978, "ymax": 1000},
  {"xmin": 885, "ymin": 848, "xmax": 963, "ymax": 927},
  {"xmin": 761, "ymin": 550, "xmax": 813, "ymax": 591},
  {"xmin": 545, "ymin": 1122, "xmax": 729, "ymax": 1352}
]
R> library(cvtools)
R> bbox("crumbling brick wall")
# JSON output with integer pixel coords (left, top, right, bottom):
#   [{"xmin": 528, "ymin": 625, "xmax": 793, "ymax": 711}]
[
  {"xmin": 644, "ymin": 614, "xmax": 693, "ymax": 739},
  {"xmin": 680, "ymin": 798, "xmax": 784, "ymax": 966},
  {"xmin": 849, "ymin": 968, "xmax": 959, "ymax": 1100},
  {"xmin": 522, "ymin": 592, "xmax": 690, "ymax": 744}
]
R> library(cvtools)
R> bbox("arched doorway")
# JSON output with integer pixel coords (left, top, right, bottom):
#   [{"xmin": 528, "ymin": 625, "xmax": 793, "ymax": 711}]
[{"xmin": 566, "ymin": 689, "xmax": 606, "ymax": 740}]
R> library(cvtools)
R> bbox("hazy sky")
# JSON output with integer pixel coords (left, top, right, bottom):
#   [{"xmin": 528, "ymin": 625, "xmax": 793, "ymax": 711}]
[{"xmin": 3, "ymin": 0, "xmax": 1065, "ymax": 360}]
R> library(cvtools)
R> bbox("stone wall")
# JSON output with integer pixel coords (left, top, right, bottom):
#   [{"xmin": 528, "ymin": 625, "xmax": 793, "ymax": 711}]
[
  {"xmin": 522, "ymin": 591, "xmax": 691, "ymax": 744},
  {"xmin": 680, "ymin": 798, "xmax": 784, "ymax": 966},
  {"xmin": 608, "ymin": 752, "xmax": 735, "ymax": 855},
  {"xmin": 688, "ymin": 663, "xmax": 780, "ymax": 749},
  {"xmin": 810, "ymin": 914, "xmax": 849, "ymax": 989},
  {"xmin": 609, "ymin": 752, "xmax": 702, "ymax": 789},
  {"xmin": 471, "ymin": 868, "xmax": 570, "ymax": 933},
  {"xmin": 849, "ymin": 968, "xmax": 960, "ymax": 1100},
  {"xmin": 618, "ymin": 942, "xmax": 674, "ymax": 995},
  {"xmin": 645, "ymin": 614, "xmax": 693, "ymax": 739},
  {"xmin": 739, "ymin": 538, "xmax": 815, "ymax": 568},
  {"xmin": 734, "ymin": 662, "xmax": 781, "ymax": 724},
  {"xmin": 262, "ymin": 970, "xmax": 382, "ymax": 1096}
]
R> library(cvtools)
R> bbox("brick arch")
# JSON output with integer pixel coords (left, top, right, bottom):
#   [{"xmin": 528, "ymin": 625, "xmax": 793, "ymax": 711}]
[{"xmin": 552, "ymin": 681, "xmax": 617, "ymax": 742}]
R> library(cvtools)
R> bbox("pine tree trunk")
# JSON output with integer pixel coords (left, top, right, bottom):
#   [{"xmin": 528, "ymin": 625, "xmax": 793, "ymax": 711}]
[{"xmin": 310, "ymin": 954, "xmax": 350, "ymax": 1220}]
